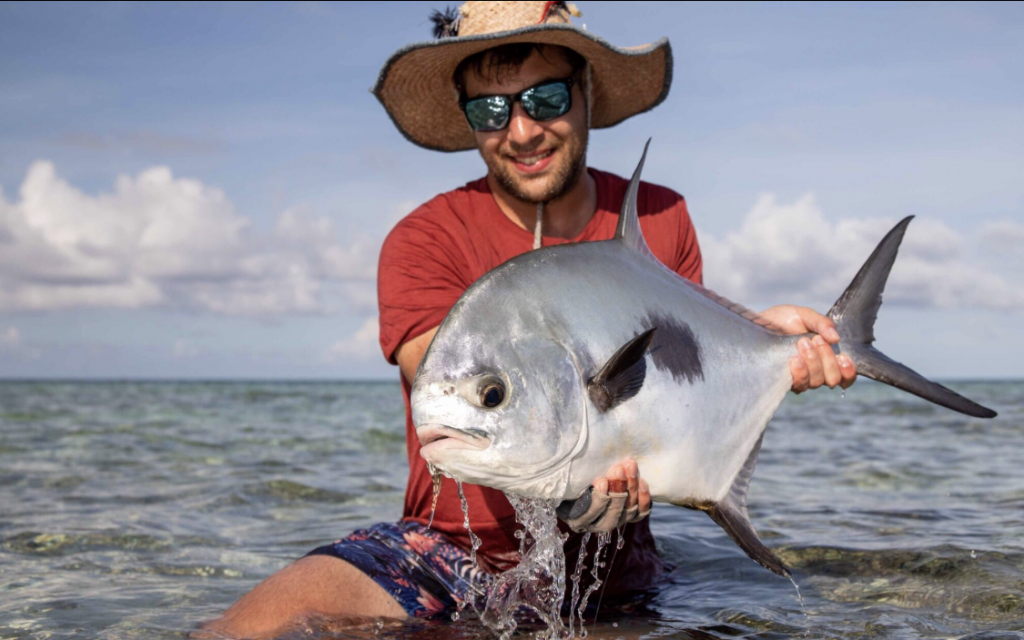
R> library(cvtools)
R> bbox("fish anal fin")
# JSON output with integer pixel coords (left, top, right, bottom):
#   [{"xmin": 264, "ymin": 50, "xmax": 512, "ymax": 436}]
[
  {"xmin": 706, "ymin": 434, "xmax": 791, "ymax": 578},
  {"xmin": 588, "ymin": 328, "xmax": 656, "ymax": 412}
]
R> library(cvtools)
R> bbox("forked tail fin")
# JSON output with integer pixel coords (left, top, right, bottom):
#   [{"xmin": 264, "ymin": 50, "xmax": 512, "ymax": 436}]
[{"xmin": 828, "ymin": 216, "xmax": 997, "ymax": 419}]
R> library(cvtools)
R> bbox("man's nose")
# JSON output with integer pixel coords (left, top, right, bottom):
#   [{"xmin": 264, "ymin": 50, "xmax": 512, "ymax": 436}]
[{"xmin": 507, "ymin": 102, "xmax": 544, "ymax": 147}]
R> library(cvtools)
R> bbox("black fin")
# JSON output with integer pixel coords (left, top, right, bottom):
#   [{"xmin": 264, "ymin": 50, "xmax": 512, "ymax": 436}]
[
  {"xmin": 828, "ymin": 217, "xmax": 997, "ymax": 419},
  {"xmin": 588, "ymin": 328, "xmax": 656, "ymax": 412},
  {"xmin": 429, "ymin": 6, "xmax": 460, "ymax": 39},
  {"xmin": 615, "ymin": 139, "xmax": 658, "ymax": 261},
  {"xmin": 705, "ymin": 434, "xmax": 791, "ymax": 578}
]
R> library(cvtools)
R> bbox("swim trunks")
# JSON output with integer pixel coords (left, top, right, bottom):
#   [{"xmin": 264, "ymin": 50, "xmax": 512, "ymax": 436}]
[{"xmin": 307, "ymin": 521, "xmax": 491, "ymax": 618}]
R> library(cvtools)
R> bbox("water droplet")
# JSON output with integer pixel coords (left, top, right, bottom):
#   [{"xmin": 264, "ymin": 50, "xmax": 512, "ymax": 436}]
[
  {"xmin": 427, "ymin": 462, "xmax": 443, "ymax": 529},
  {"xmin": 788, "ymin": 575, "xmax": 808, "ymax": 619},
  {"xmin": 456, "ymin": 481, "xmax": 482, "ymax": 568}
]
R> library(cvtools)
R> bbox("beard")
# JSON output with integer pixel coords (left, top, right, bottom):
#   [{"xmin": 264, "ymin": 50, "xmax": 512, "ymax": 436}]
[{"xmin": 484, "ymin": 128, "xmax": 588, "ymax": 205}]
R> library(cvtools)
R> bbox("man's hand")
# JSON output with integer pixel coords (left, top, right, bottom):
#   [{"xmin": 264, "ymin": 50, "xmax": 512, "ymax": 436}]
[
  {"xmin": 760, "ymin": 304, "xmax": 857, "ymax": 393},
  {"xmin": 558, "ymin": 459, "xmax": 651, "ymax": 532}
]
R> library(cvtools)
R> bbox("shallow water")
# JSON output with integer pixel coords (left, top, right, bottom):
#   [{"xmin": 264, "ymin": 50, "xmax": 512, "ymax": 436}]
[{"xmin": 1, "ymin": 379, "xmax": 1022, "ymax": 639}]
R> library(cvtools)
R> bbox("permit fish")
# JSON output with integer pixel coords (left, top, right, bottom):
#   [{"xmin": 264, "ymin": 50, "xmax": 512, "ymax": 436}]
[{"xmin": 410, "ymin": 141, "xmax": 997, "ymax": 577}]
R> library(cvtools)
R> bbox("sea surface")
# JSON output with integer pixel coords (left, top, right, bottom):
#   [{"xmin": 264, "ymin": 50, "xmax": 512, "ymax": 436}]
[{"xmin": 1, "ymin": 379, "xmax": 1022, "ymax": 640}]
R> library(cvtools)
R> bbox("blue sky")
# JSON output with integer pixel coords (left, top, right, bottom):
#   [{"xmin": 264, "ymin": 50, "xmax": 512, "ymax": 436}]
[{"xmin": 0, "ymin": 1, "xmax": 1021, "ymax": 379}]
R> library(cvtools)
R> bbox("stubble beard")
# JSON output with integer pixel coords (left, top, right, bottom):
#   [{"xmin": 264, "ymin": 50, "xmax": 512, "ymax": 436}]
[{"xmin": 486, "ymin": 132, "xmax": 588, "ymax": 206}]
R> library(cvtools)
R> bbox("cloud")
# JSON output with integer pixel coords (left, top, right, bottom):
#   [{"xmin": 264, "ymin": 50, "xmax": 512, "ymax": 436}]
[
  {"xmin": 173, "ymin": 339, "xmax": 199, "ymax": 359},
  {"xmin": 700, "ymin": 193, "xmax": 1024, "ymax": 310},
  {"xmin": 0, "ymin": 327, "xmax": 20, "ymax": 350},
  {"xmin": 325, "ymin": 317, "xmax": 380, "ymax": 362},
  {"xmin": 0, "ymin": 161, "xmax": 385, "ymax": 316}
]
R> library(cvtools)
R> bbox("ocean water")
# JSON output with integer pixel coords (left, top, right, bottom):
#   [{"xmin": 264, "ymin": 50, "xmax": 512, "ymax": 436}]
[{"xmin": 1, "ymin": 379, "xmax": 1022, "ymax": 639}]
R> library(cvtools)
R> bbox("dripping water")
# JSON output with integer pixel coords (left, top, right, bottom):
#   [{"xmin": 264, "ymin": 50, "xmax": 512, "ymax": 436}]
[
  {"xmin": 789, "ymin": 575, "xmax": 808, "ymax": 619},
  {"xmin": 568, "ymin": 531, "xmax": 591, "ymax": 638},
  {"xmin": 455, "ymin": 480, "xmax": 482, "ymax": 567},
  {"xmin": 427, "ymin": 462, "xmax": 442, "ymax": 529},
  {"xmin": 575, "ymin": 531, "xmax": 611, "ymax": 637},
  {"xmin": 482, "ymin": 494, "xmax": 568, "ymax": 640},
  {"xmin": 593, "ymin": 525, "xmax": 626, "ymax": 625}
]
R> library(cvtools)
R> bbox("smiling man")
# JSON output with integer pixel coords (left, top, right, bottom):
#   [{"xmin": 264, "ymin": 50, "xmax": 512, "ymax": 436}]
[{"xmin": 201, "ymin": 2, "xmax": 855, "ymax": 637}]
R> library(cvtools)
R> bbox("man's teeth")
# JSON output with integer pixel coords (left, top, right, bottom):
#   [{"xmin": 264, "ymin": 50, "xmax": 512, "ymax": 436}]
[{"xmin": 517, "ymin": 151, "xmax": 552, "ymax": 166}]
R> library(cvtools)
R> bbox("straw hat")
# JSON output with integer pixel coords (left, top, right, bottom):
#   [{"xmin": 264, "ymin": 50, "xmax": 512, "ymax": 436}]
[{"xmin": 373, "ymin": 1, "xmax": 672, "ymax": 152}]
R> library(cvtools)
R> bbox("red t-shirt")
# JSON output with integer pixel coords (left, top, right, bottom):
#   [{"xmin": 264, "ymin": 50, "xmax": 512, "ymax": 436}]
[{"xmin": 377, "ymin": 168, "xmax": 702, "ymax": 592}]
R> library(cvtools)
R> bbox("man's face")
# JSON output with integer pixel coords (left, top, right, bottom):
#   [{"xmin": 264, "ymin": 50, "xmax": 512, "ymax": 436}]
[{"xmin": 463, "ymin": 49, "xmax": 588, "ymax": 205}]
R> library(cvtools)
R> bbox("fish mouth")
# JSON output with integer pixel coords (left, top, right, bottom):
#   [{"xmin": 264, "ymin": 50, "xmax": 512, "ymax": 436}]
[{"xmin": 416, "ymin": 423, "xmax": 491, "ymax": 457}]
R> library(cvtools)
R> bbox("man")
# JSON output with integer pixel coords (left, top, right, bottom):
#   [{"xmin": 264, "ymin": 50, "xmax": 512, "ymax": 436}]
[{"xmin": 201, "ymin": 3, "xmax": 855, "ymax": 637}]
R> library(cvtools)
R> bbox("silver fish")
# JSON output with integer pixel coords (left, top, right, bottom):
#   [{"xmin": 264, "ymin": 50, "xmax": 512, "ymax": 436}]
[{"xmin": 411, "ymin": 141, "xmax": 996, "ymax": 577}]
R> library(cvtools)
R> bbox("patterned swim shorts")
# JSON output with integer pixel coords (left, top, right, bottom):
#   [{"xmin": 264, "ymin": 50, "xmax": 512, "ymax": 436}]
[{"xmin": 307, "ymin": 521, "xmax": 491, "ymax": 618}]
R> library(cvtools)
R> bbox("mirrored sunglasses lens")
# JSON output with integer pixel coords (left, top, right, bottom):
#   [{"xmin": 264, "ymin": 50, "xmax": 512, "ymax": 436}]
[
  {"xmin": 465, "ymin": 96, "xmax": 509, "ymax": 131},
  {"xmin": 523, "ymin": 82, "xmax": 571, "ymax": 121}
]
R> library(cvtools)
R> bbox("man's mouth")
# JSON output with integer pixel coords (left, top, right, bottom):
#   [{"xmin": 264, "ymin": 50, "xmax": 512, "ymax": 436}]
[{"xmin": 509, "ymin": 149, "xmax": 555, "ymax": 173}]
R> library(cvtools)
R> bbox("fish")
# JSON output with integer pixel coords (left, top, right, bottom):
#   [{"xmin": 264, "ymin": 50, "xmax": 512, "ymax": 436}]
[{"xmin": 410, "ymin": 140, "xmax": 997, "ymax": 577}]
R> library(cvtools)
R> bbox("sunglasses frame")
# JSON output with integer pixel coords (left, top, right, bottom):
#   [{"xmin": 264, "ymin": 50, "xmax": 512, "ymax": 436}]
[{"xmin": 459, "ymin": 76, "xmax": 578, "ymax": 133}]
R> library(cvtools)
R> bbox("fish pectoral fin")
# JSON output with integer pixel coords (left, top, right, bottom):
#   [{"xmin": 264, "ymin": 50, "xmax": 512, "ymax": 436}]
[
  {"xmin": 587, "ymin": 328, "xmax": 656, "ymax": 412},
  {"xmin": 706, "ymin": 433, "xmax": 791, "ymax": 578}
]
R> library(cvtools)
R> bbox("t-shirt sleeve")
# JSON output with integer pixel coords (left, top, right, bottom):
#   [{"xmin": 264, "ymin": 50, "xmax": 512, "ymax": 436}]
[
  {"xmin": 671, "ymin": 195, "xmax": 703, "ymax": 286},
  {"xmin": 377, "ymin": 200, "xmax": 473, "ymax": 364},
  {"xmin": 640, "ymin": 181, "xmax": 703, "ymax": 286}
]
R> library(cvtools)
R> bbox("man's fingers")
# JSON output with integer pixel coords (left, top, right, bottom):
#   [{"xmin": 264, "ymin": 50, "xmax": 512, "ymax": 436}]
[
  {"xmin": 798, "ymin": 337, "xmax": 824, "ymax": 389},
  {"xmin": 790, "ymin": 355, "xmax": 809, "ymax": 393},
  {"xmin": 637, "ymin": 478, "xmax": 651, "ymax": 519},
  {"xmin": 795, "ymin": 307, "xmax": 841, "ymax": 343},
  {"xmin": 813, "ymin": 335, "xmax": 842, "ymax": 388},
  {"xmin": 838, "ymin": 353, "xmax": 857, "ymax": 389},
  {"xmin": 624, "ymin": 459, "xmax": 639, "ymax": 512}
]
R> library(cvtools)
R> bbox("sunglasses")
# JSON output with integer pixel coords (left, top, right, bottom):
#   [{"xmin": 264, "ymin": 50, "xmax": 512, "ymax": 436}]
[{"xmin": 460, "ymin": 77, "xmax": 577, "ymax": 132}]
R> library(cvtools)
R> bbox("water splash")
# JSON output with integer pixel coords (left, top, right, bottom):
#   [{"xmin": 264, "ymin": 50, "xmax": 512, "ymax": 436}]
[
  {"xmin": 427, "ymin": 462, "xmax": 442, "ymax": 529},
  {"xmin": 568, "ymin": 531, "xmax": 591, "ymax": 638},
  {"xmin": 455, "ymin": 481, "xmax": 482, "ymax": 567},
  {"xmin": 575, "ymin": 531, "xmax": 611, "ymax": 636},
  {"xmin": 593, "ymin": 525, "xmax": 626, "ymax": 624},
  {"xmin": 482, "ymin": 494, "xmax": 568, "ymax": 640}
]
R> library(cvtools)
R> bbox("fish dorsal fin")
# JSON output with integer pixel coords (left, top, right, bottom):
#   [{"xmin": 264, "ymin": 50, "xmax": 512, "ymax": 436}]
[
  {"xmin": 618, "ymin": 140, "xmax": 784, "ymax": 335},
  {"xmin": 705, "ymin": 434, "xmax": 791, "ymax": 578},
  {"xmin": 587, "ymin": 328, "xmax": 656, "ymax": 412},
  {"xmin": 680, "ymin": 279, "xmax": 788, "ymax": 335},
  {"xmin": 615, "ymin": 139, "xmax": 658, "ymax": 262}
]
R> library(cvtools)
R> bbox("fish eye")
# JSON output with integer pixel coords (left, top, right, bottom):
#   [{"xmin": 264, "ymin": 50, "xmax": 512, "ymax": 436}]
[{"xmin": 479, "ymin": 380, "xmax": 506, "ymax": 408}]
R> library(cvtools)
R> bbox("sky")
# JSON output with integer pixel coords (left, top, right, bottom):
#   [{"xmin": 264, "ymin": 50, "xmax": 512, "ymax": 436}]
[{"xmin": 0, "ymin": 1, "xmax": 1022, "ymax": 380}]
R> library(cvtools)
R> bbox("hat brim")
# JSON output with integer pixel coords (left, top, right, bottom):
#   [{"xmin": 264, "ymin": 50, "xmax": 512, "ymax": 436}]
[{"xmin": 373, "ymin": 23, "xmax": 672, "ymax": 152}]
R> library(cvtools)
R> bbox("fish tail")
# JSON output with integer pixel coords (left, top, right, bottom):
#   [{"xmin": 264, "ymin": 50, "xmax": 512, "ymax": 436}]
[{"xmin": 827, "ymin": 216, "xmax": 996, "ymax": 419}]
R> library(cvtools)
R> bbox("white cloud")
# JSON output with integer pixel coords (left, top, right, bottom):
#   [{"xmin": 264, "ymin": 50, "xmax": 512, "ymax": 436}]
[
  {"xmin": 325, "ymin": 317, "xmax": 380, "ymax": 362},
  {"xmin": 0, "ymin": 327, "xmax": 20, "ymax": 349},
  {"xmin": 173, "ymin": 338, "xmax": 198, "ymax": 359},
  {"xmin": 700, "ymin": 193, "xmax": 1024, "ymax": 310},
  {"xmin": 0, "ymin": 161, "xmax": 385, "ymax": 315}
]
